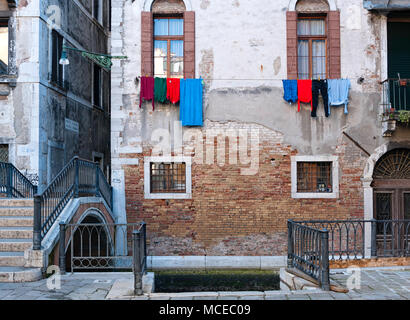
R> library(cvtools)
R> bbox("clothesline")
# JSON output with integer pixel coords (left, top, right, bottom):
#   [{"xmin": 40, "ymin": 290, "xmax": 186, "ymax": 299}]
[{"xmin": 139, "ymin": 77, "xmax": 358, "ymax": 81}]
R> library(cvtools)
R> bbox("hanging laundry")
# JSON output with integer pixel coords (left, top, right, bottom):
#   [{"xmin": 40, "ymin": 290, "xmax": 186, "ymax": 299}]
[
  {"xmin": 180, "ymin": 79, "xmax": 203, "ymax": 127},
  {"xmin": 167, "ymin": 78, "xmax": 181, "ymax": 104},
  {"xmin": 327, "ymin": 79, "xmax": 351, "ymax": 115},
  {"xmin": 282, "ymin": 80, "xmax": 298, "ymax": 104},
  {"xmin": 297, "ymin": 79, "xmax": 313, "ymax": 112},
  {"xmin": 139, "ymin": 76, "xmax": 155, "ymax": 110},
  {"xmin": 154, "ymin": 77, "xmax": 167, "ymax": 103},
  {"xmin": 312, "ymin": 80, "xmax": 329, "ymax": 118}
]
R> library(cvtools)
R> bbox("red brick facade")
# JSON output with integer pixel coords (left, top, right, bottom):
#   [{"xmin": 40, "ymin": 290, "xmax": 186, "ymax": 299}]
[{"xmin": 123, "ymin": 127, "xmax": 367, "ymax": 257}]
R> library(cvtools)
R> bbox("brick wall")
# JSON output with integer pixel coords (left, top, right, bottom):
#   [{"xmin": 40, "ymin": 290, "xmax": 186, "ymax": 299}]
[{"xmin": 122, "ymin": 123, "xmax": 367, "ymax": 256}]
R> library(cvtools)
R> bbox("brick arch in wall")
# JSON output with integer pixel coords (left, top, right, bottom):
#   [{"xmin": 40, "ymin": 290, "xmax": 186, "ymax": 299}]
[
  {"xmin": 288, "ymin": 0, "xmax": 336, "ymax": 11},
  {"xmin": 143, "ymin": 0, "xmax": 192, "ymax": 11}
]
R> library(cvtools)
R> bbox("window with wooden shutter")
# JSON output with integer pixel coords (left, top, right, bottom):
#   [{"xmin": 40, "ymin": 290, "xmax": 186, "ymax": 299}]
[
  {"xmin": 287, "ymin": 10, "xmax": 340, "ymax": 80},
  {"xmin": 141, "ymin": 2, "xmax": 195, "ymax": 79}
]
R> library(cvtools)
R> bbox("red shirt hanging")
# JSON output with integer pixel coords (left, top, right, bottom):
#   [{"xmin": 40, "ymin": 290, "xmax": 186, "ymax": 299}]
[
  {"xmin": 167, "ymin": 78, "xmax": 180, "ymax": 104},
  {"xmin": 297, "ymin": 80, "xmax": 313, "ymax": 112}
]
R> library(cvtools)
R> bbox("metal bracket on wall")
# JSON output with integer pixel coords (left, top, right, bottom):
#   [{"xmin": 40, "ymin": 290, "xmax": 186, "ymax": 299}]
[{"xmin": 342, "ymin": 131, "xmax": 371, "ymax": 157}]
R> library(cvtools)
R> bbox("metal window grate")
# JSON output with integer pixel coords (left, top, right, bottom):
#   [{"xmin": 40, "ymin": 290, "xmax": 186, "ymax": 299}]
[
  {"xmin": 0, "ymin": 145, "xmax": 8, "ymax": 163},
  {"xmin": 297, "ymin": 162, "xmax": 332, "ymax": 193},
  {"xmin": 150, "ymin": 162, "xmax": 186, "ymax": 193}
]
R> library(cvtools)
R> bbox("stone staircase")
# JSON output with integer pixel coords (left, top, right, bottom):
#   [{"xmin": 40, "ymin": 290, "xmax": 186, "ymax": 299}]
[{"xmin": 0, "ymin": 199, "xmax": 42, "ymax": 282}]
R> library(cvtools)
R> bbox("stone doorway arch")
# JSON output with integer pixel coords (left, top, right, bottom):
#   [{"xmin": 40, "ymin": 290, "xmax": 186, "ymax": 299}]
[{"xmin": 362, "ymin": 144, "xmax": 410, "ymax": 257}]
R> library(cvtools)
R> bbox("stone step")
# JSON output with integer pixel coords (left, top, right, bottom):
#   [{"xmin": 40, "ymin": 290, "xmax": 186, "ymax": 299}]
[
  {"xmin": 0, "ymin": 217, "xmax": 33, "ymax": 227},
  {"xmin": 0, "ymin": 239, "xmax": 32, "ymax": 252},
  {"xmin": 0, "ymin": 227, "xmax": 33, "ymax": 239},
  {"xmin": 0, "ymin": 199, "xmax": 34, "ymax": 207},
  {"xmin": 0, "ymin": 207, "xmax": 33, "ymax": 217},
  {"xmin": 0, "ymin": 267, "xmax": 42, "ymax": 283},
  {"xmin": 0, "ymin": 252, "xmax": 25, "ymax": 267}
]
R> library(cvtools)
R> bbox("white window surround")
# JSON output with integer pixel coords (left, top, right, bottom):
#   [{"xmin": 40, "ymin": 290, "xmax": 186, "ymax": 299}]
[
  {"xmin": 144, "ymin": 156, "xmax": 192, "ymax": 200},
  {"xmin": 291, "ymin": 155, "xmax": 339, "ymax": 199}
]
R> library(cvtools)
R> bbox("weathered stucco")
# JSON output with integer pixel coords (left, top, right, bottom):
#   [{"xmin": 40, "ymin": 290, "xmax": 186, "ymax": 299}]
[{"xmin": 0, "ymin": 0, "xmax": 112, "ymax": 190}]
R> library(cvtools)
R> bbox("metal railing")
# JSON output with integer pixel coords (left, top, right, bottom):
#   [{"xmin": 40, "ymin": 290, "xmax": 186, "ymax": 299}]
[
  {"xmin": 33, "ymin": 157, "xmax": 113, "ymax": 250},
  {"xmin": 287, "ymin": 220, "xmax": 330, "ymax": 291},
  {"xmin": 58, "ymin": 221, "xmax": 147, "ymax": 295},
  {"xmin": 0, "ymin": 162, "xmax": 37, "ymax": 198},
  {"xmin": 133, "ymin": 222, "xmax": 147, "ymax": 295},
  {"xmin": 381, "ymin": 78, "xmax": 410, "ymax": 114},
  {"xmin": 59, "ymin": 222, "xmax": 145, "ymax": 272},
  {"xmin": 295, "ymin": 219, "xmax": 410, "ymax": 260}
]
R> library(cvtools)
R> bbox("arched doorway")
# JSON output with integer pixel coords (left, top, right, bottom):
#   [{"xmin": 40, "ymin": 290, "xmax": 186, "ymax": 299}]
[{"xmin": 372, "ymin": 148, "xmax": 410, "ymax": 254}]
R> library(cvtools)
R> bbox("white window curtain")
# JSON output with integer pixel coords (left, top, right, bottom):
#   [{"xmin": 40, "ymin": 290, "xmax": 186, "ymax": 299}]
[
  {"xmin": 298, "ymin": 40, "xmax": 309, "ymax": 79},
  {"xmin": 297, "ymin": 19, "xmax": 325, "ymax": 36}
]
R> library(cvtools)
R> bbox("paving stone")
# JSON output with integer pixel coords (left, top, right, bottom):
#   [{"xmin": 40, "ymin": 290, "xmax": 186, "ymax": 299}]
[
  {"xmin": 307, "ymin": 293, "xmax": 334, "ymax": 300},
  {"xmin": 217, "ymin": 296, "xmax": 239, "ymax": 300},
  {"xmin": 265, "ymin": 295, "xmax": 288, "ymax": 300},
  {"xmin": 238, "ymin": 296, "xmax": 265, "ymax": 300},
  {"xmin": 287, "ymin": 294, "xmax": 311, "ymax": 300}
]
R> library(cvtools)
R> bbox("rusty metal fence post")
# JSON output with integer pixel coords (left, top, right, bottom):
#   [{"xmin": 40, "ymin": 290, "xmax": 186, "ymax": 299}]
[
  {"xmin": 320, "ymin": 229, "xmax": 330, "ymax": 291},
  {"xmin": 133, "ymin": 230, "xmax": 143, "ymax": 295},
  {"xmin": 287, "ymin": 220, "xmax": 294, "ymax": 268},
  {"xmin": 59, "ymin": 223, "xmax": 66, "ymax": 274}
]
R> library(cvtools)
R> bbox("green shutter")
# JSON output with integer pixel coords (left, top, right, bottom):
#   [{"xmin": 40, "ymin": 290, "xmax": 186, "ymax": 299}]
[{"xmin": 388, "ymin": 22, "xmax": 410, "ymax": 79}]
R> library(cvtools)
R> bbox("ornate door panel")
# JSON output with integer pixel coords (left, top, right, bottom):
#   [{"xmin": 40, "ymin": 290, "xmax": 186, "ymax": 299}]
[{"xmin": 373, "ymin": 149, "xmax": 410, "ymax": 256}]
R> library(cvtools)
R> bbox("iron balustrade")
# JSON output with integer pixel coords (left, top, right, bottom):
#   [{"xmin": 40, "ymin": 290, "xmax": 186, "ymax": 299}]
[
  {"xmin": 59, "ymin": 222, "xmax": 145, "ymax": 273},
  {"xmin": 293, "ymin": 219, "xmax": 410, "ymax": 261},
  {"xmin": 59, "ymin": 221, "xmax": 147, "ymax": 295},
  {"xmin": 0, "ymin": 162, "xmax": 37, "ymax": 198},
  {"xmin": 287, "ymin": 220, "xmax": 330, "ymax": 290},
  {"xmin": 33, "ymin": 157, "xmax": 113, "ymax": 250},
  {"xmin": 381, "ymin": 78, "xmax": 410, "ymax": 114}
]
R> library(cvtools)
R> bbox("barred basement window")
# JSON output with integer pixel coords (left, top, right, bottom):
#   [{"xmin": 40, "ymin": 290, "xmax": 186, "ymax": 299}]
[
  {"xmin": 297, "ymin": 162, "xmax": 332, "ymax": 193},
  {"xmin": 150, "ymin": 162, "xmax": 186, "ymax": 193}
]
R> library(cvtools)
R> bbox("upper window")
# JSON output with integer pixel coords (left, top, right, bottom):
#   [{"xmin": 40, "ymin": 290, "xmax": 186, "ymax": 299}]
[
  {"xmin": 0, "ymin": 18, "xmax": 8, "ymax": 75},
  {"xmin": 51, "ymin": 30, "xmax": 64, "ymax": 87},
  {"xmin": 93, "ymin": 64, "xmax": 102, "ymax": 108},
  {"xmin": 297, "ymin": 16, "xmax": 327, "ymax": 79},
  {"xmin": 93, "ymin": 0, "xmax": 102, "ymax": 24},
  {"xmin": 154, "ymin": 17, "xmax": 184, "ymax": 78},
  {"xmin": 291, "ymin": 156, "xmax": 339, "ymax": 199}
]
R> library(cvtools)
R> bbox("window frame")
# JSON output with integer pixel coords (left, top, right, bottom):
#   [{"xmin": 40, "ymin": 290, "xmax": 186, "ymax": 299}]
[
  {"xmin": 50, "ymin": 30, "xmax": 65, "ymax": 88},
  {"xmin": 0, "ymin": 17, "xmax": 9, "ymax": 76},
  {"xmin": 93, "ymin": 0, "xmax": 103, "ymax": 25},
  {"xmin": 92, "ymin": 63, "xmax": 103, "ymax": 109},
  {"xmin": 291, "ymin": 155, "xmax": 339, "ymax": 199},
  {"xmin": 297, "ymin": 14, "xmax": 328, "ymax": 80},
  {"xmin": 153, "ymin": 15, "xmax": 184, "ymax": 78},
  {"xmin": 144, "ymin": 156, "xmax": 192, "ymax": 199}
]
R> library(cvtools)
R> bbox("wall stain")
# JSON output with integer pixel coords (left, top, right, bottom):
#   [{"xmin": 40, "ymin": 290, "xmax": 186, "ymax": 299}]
[
  {"xmin": 200, "ymin": 0, "xmax": 210, "ymax": 10},
  {"xmin": 273, "ymin": 57, "xmax": 281, "ymax": 75}
]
